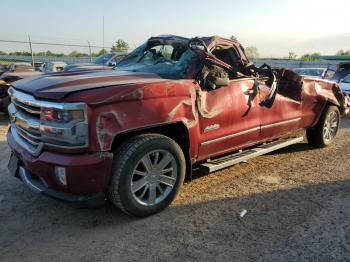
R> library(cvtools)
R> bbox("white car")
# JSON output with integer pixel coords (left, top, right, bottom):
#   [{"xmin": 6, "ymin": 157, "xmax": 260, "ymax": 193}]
[
  {"xmin": 294, "ymin": 68, "xmax": 335, "ymax": 79},
  {"xmin": 339, "ymin": 74, "xmax": 350, "ymax": 95},
  {"xmin": 40, "ymin": 61, "xmax": 67, "ymax": 73}
]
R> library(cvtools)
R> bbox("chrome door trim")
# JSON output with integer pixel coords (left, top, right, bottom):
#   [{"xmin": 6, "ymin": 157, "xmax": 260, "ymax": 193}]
[
  {"xmin": 260, "ymin": 117, "xmax": 301, "ymax": 130},
  {"xmin": 201, "ymin": 117, "xmax": 301, "ymax": 146},
  {"xmin": 201, "ymin": 126, "xmax": 260, "ymax": 146}
]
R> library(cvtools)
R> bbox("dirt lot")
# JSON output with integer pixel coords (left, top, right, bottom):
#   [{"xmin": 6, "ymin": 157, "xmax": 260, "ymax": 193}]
[{"xmin": 0, "ymin": 113, "xmax": 350, "ymax": 262}]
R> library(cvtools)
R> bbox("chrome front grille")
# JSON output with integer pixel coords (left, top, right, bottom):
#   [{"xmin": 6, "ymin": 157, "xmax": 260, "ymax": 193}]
[
  {"xmin": 8, "ymin": 98, "xmax": 43, "ymax": 156},
  {"xmin": 12, "ymin": 98, "xmax": 41, "ymax": 115},
  {"xmin": 8, "ymin": 88, "xmax": 45, "ymax": 155}
]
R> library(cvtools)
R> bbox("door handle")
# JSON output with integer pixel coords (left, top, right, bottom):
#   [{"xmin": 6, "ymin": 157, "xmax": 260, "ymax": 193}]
[
  {"xmin": 244, "ymin": 89, "xmax": 257, "ymax": 96},
  {"xmin": 244, "ymin": 80, "xmax": 260, "ymax": 96}
]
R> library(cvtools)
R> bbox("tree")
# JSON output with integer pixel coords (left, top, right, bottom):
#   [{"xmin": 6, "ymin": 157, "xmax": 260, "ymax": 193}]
[
  {"xmin": 97, "ymin": 48, "xmax": 108, "ymax": 56},
  {"xmin": 230, "ymin": 35, "xmax": 237, "ymax": 41},
  {"xmin": 336, "ymin": 49, "xmax": 350, "ymax": 56},
  {"xmin": 111, "ymin": 39, "xmax": 129, "ymax": 52},
  {"xmin": 245, "ymin": 46, "xmax": 259, "ymax": 59},
  {"xmin": 0, "ymin": 50, "xmax": 7, "ymax": 55},
  {"xmin": 300, "ymin": 53, "xmax": 322, "ymax": 61},
  {"xmin": 68, "ymin": 50, "xmax": 89, "ymax": 57},
  {"xmin": 288, "ymin": 52, "xmax": 298, "ymax": 60},
  {"xmin": 311, "ymin": 52, "xmax": 321, "ymax": 57}
]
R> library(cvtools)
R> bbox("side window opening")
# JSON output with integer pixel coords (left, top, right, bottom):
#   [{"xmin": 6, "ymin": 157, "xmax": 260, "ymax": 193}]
[{"xmin": 211, "ymin": 47, "xmax": 242, "ymax": 79}]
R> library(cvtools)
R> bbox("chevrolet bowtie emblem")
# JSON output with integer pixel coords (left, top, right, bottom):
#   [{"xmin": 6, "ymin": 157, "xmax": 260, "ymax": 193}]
[{"xmin": 10, "ymin": 114, "xmax": 16, "ymax": 123}]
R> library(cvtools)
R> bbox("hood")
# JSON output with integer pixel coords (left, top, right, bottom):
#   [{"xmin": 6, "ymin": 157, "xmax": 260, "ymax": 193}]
[
  {"xmin": 1, "ymin": 71, "xmax": 43, "ymax": 81},
  {"xmin": 12, "ymin": 70, "xmax": 167, "ymax": 100}
]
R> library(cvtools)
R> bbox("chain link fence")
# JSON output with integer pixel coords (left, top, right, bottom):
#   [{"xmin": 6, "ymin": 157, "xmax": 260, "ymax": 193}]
[
  {"xmin": 0, "ymin": 38, "xmax": 347, "ymax": 71},
  {"xmin": 0, "ymin": 38, "xmax": 122, "ymax": 70}
]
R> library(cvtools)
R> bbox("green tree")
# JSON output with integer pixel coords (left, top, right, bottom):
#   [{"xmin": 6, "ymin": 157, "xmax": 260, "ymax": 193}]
[
  {"xmin": 111, "ymin": 39, "xmax": 129, "ymax": 52},
  {"xmin": 288, "ymin": 52, "xmax": 298, "ymax": 60},
  {"xmin": 9, "ymin": 51, "xmax": 32, "ymax": 56},
  {"xmin": 300, "ymin": 53, "xmax": 322, "ymax": 61},
  {"xmin": 68, "ymin": 50, "xmax": 89, "ymax": 57},
  {"xmin": 0, "ymin": 50, "xmax": 7, "ymax": 55},
  {"xmin": 245, "ymin": 46, "xmax": 259, "ymax": 59},
  {"xmin": 336, "ymin": 49, "xmax": 350, "ymax": 56},
  {"xmin": 97, "ymin": 48, "xmax": 108, "ymax": 56},
  {"xmin": 230, "ymin": 35, "xmax": 237, "ymax": 41}
]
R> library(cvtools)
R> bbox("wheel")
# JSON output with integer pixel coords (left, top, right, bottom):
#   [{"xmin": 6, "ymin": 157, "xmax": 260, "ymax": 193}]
[
  {"xmin": 108, "ymin": 134, "xmax": 186, "ymax": 217},
  {"xmin": 306, "ymin": 105, "xmax": 340, "ymax": 148}
]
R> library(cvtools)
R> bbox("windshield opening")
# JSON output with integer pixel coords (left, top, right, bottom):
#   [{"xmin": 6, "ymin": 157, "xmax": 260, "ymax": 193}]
[
  {"xmin": 342, "ymin": 75, "xmax": 350, "ymax": 83},
  {"xmin": 93, "ymin": 53, "xmax": 114, "ymax": 65},
  {"xmin": 294, "ymin": 68, "xmax": 324, "ymax": 77},
  {"xmin": 115, "ymin": 37, "xmax": 197, "ymax": 79}
]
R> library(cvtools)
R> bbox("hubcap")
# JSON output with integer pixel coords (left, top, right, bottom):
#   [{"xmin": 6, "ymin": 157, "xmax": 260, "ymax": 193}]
[
  {"xmin": 131, "ymin": 150, "xmax": 177, "ymax": 206},
  {"xmin": 323, "ymin": 111, "xmax": 338, "ymax": 142}
]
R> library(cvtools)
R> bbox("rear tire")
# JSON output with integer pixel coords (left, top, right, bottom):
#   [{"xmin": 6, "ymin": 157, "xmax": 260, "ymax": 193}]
[
  {"xmin": 108, "ymin": 134, "xmax": 186, "ymax": 217},
  {"xmin": 307, "ymin": 105, "xmax": 340, "ymax": 148}
]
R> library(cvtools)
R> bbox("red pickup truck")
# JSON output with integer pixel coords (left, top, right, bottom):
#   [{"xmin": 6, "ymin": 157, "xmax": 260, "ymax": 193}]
[{"xmin": 7, "ymin": 35, "xmax": 348, "ymax": 217}]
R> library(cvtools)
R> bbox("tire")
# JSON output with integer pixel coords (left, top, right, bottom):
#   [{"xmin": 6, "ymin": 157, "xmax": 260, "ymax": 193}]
[
  {"xmin": 306, "ymin": 105, "xmax": 340, "ymax": 148},
  {"xmin": 108, "ymin": 134, "xmax": 186, "ymax": 217}
]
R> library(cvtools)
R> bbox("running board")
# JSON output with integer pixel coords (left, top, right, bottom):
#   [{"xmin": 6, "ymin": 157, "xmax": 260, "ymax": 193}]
[{"xmin": 200, "ymin": 137, "xmax": 304, "ymax": 174}]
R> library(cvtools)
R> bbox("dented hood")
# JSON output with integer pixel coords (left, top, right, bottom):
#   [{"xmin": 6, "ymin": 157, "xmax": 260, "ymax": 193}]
[{"xmin": 12, "ymin": 70, "xmax": 166, "ymax": 100}]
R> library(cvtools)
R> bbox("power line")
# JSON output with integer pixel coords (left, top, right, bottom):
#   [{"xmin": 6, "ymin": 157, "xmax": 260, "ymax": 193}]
[{"xmin": 0, "ymin": 39, "xmax": 108, "ymax": 49}]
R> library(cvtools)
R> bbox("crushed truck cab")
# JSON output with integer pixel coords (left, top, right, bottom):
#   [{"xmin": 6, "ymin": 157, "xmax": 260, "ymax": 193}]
[{"xmin": 7, "ymin": 35, "xmax": 348, "ymax": 216}]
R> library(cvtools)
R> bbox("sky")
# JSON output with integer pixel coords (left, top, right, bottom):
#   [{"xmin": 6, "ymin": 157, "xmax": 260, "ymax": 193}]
[{"xmin": 0, "ymin": 0, "xmax": 349, "ymax": 57}]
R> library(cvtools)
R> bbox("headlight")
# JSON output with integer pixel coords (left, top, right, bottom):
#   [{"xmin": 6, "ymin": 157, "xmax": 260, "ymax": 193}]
[
  {"xmin": 39, "ymin": 105, "xmax": 88, "ymax": 147},
  {"xmin": 41, "ymin": 107, "xmax": 85, "ymax": 123}
]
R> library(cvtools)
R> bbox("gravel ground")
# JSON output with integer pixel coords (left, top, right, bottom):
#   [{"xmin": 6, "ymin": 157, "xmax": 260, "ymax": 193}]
[{"xmin": 0, "ymin": 112, "xmax": 350, "ymax": 262}]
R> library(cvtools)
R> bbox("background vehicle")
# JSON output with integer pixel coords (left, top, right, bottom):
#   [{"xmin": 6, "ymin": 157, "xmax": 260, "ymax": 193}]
[
  {"xmin": 293, "ymin": 68, "xmax": 335, "ymax": 79},
  {"xmin": 6, "ymin": 35, "xmax": 348, "ymax": 217},
  {"xmin": 64, "ymin": 52, "xmax": 126, "ymax": 71},
  {"xmin": 0, "ymin": 64, "xmax": 8, "ymax": 76},
  {"xmin": 339, "ymin": 74, "xmax": 350, "ymax": 95},
  {"xmin": 332, "ymin": 62, "xmax": 350, "ymax": 83},
  {"xmin": 0, "ymin": 62, "xmax": 43, "ymax": 113},
  {"xmin": 40, "ymin": 61, "xmax": 67, "ymax": 73}
]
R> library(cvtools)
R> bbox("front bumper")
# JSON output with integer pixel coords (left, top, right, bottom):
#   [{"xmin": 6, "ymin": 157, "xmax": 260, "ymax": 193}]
[
  {"xmin": 17, "ymin": 165, "xmax": 105, "ymax": 205},
  {"xmin": 7, "ymin": 128, "xmax": 114, "ymax": 204},
  {"xmin": 0, "ymin": 84, "xmax": 10, "ymax": 112}
]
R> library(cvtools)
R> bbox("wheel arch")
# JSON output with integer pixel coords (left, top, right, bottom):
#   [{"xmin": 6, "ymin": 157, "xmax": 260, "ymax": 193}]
[{"xmin": 111, "ymin": 121, "xmax": 193, "ymax": 179}]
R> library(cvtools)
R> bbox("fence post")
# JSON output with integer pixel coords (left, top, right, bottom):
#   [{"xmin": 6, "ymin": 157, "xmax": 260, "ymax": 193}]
[
  {"xmin": 28, "ymin": 35, "xmax": 35, "ymax": 69},
  {"xmin": 87, "ymin": 41, "xmax": 92, "ymax": 62}
]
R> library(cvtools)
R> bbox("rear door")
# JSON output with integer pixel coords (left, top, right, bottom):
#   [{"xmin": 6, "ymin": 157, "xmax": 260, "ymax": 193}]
[{"xmin": 258, "ymin": 82, "xmax": 302, "ymax": 140}]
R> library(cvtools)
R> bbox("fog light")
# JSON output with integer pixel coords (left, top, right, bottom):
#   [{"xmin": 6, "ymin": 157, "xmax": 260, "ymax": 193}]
[{"xmin": 54, "ymin": 166, "xmax": 67, "ymax": 186}]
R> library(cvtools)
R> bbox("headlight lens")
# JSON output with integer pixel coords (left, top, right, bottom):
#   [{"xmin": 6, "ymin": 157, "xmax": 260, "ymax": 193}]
[
  {"xmin": 41, "ymin": 108, "xmax": 85, "ymax": 123},
  {"xmin": 39, "ymin": 105, "xmax": 88, "ymax": 147}
]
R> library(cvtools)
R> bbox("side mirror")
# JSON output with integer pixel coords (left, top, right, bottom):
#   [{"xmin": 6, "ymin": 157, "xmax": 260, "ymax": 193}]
[{"xmin": 108, "ymin": 62, "xmax": 117, "ymax": 67}]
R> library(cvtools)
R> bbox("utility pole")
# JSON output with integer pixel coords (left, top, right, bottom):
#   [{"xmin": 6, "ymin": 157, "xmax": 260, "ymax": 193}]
[
  {"xmin": 102, "ymin": 16, "xmax": 105, "ymax": 68},
  {"xmin": 28, "ymin": 35, "xmax": 35, "ymax": 69},
  {"xmin": 87, "ymin": 40, "xmax": 92, "ymax": 62}
]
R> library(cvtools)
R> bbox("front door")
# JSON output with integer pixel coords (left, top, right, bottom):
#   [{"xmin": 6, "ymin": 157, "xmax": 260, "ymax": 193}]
[{"xmin": 197, "ymin": 78, "xmax": 261, "ymax": 160}]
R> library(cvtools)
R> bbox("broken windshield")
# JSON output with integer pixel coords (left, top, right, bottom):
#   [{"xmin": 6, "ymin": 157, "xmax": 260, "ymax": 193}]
[{"xmin": 115, "ymin": 39, "xmax": 198, "ymax": 79}]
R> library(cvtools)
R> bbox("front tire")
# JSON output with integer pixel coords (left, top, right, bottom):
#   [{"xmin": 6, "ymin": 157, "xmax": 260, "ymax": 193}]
[
  {"xmin": 108, "ymin": 134, "xmax": 186, "ymax": 217},
  {"xmin": 307, "ymin": 105, "xmax": 340, "ymax": 148}
]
